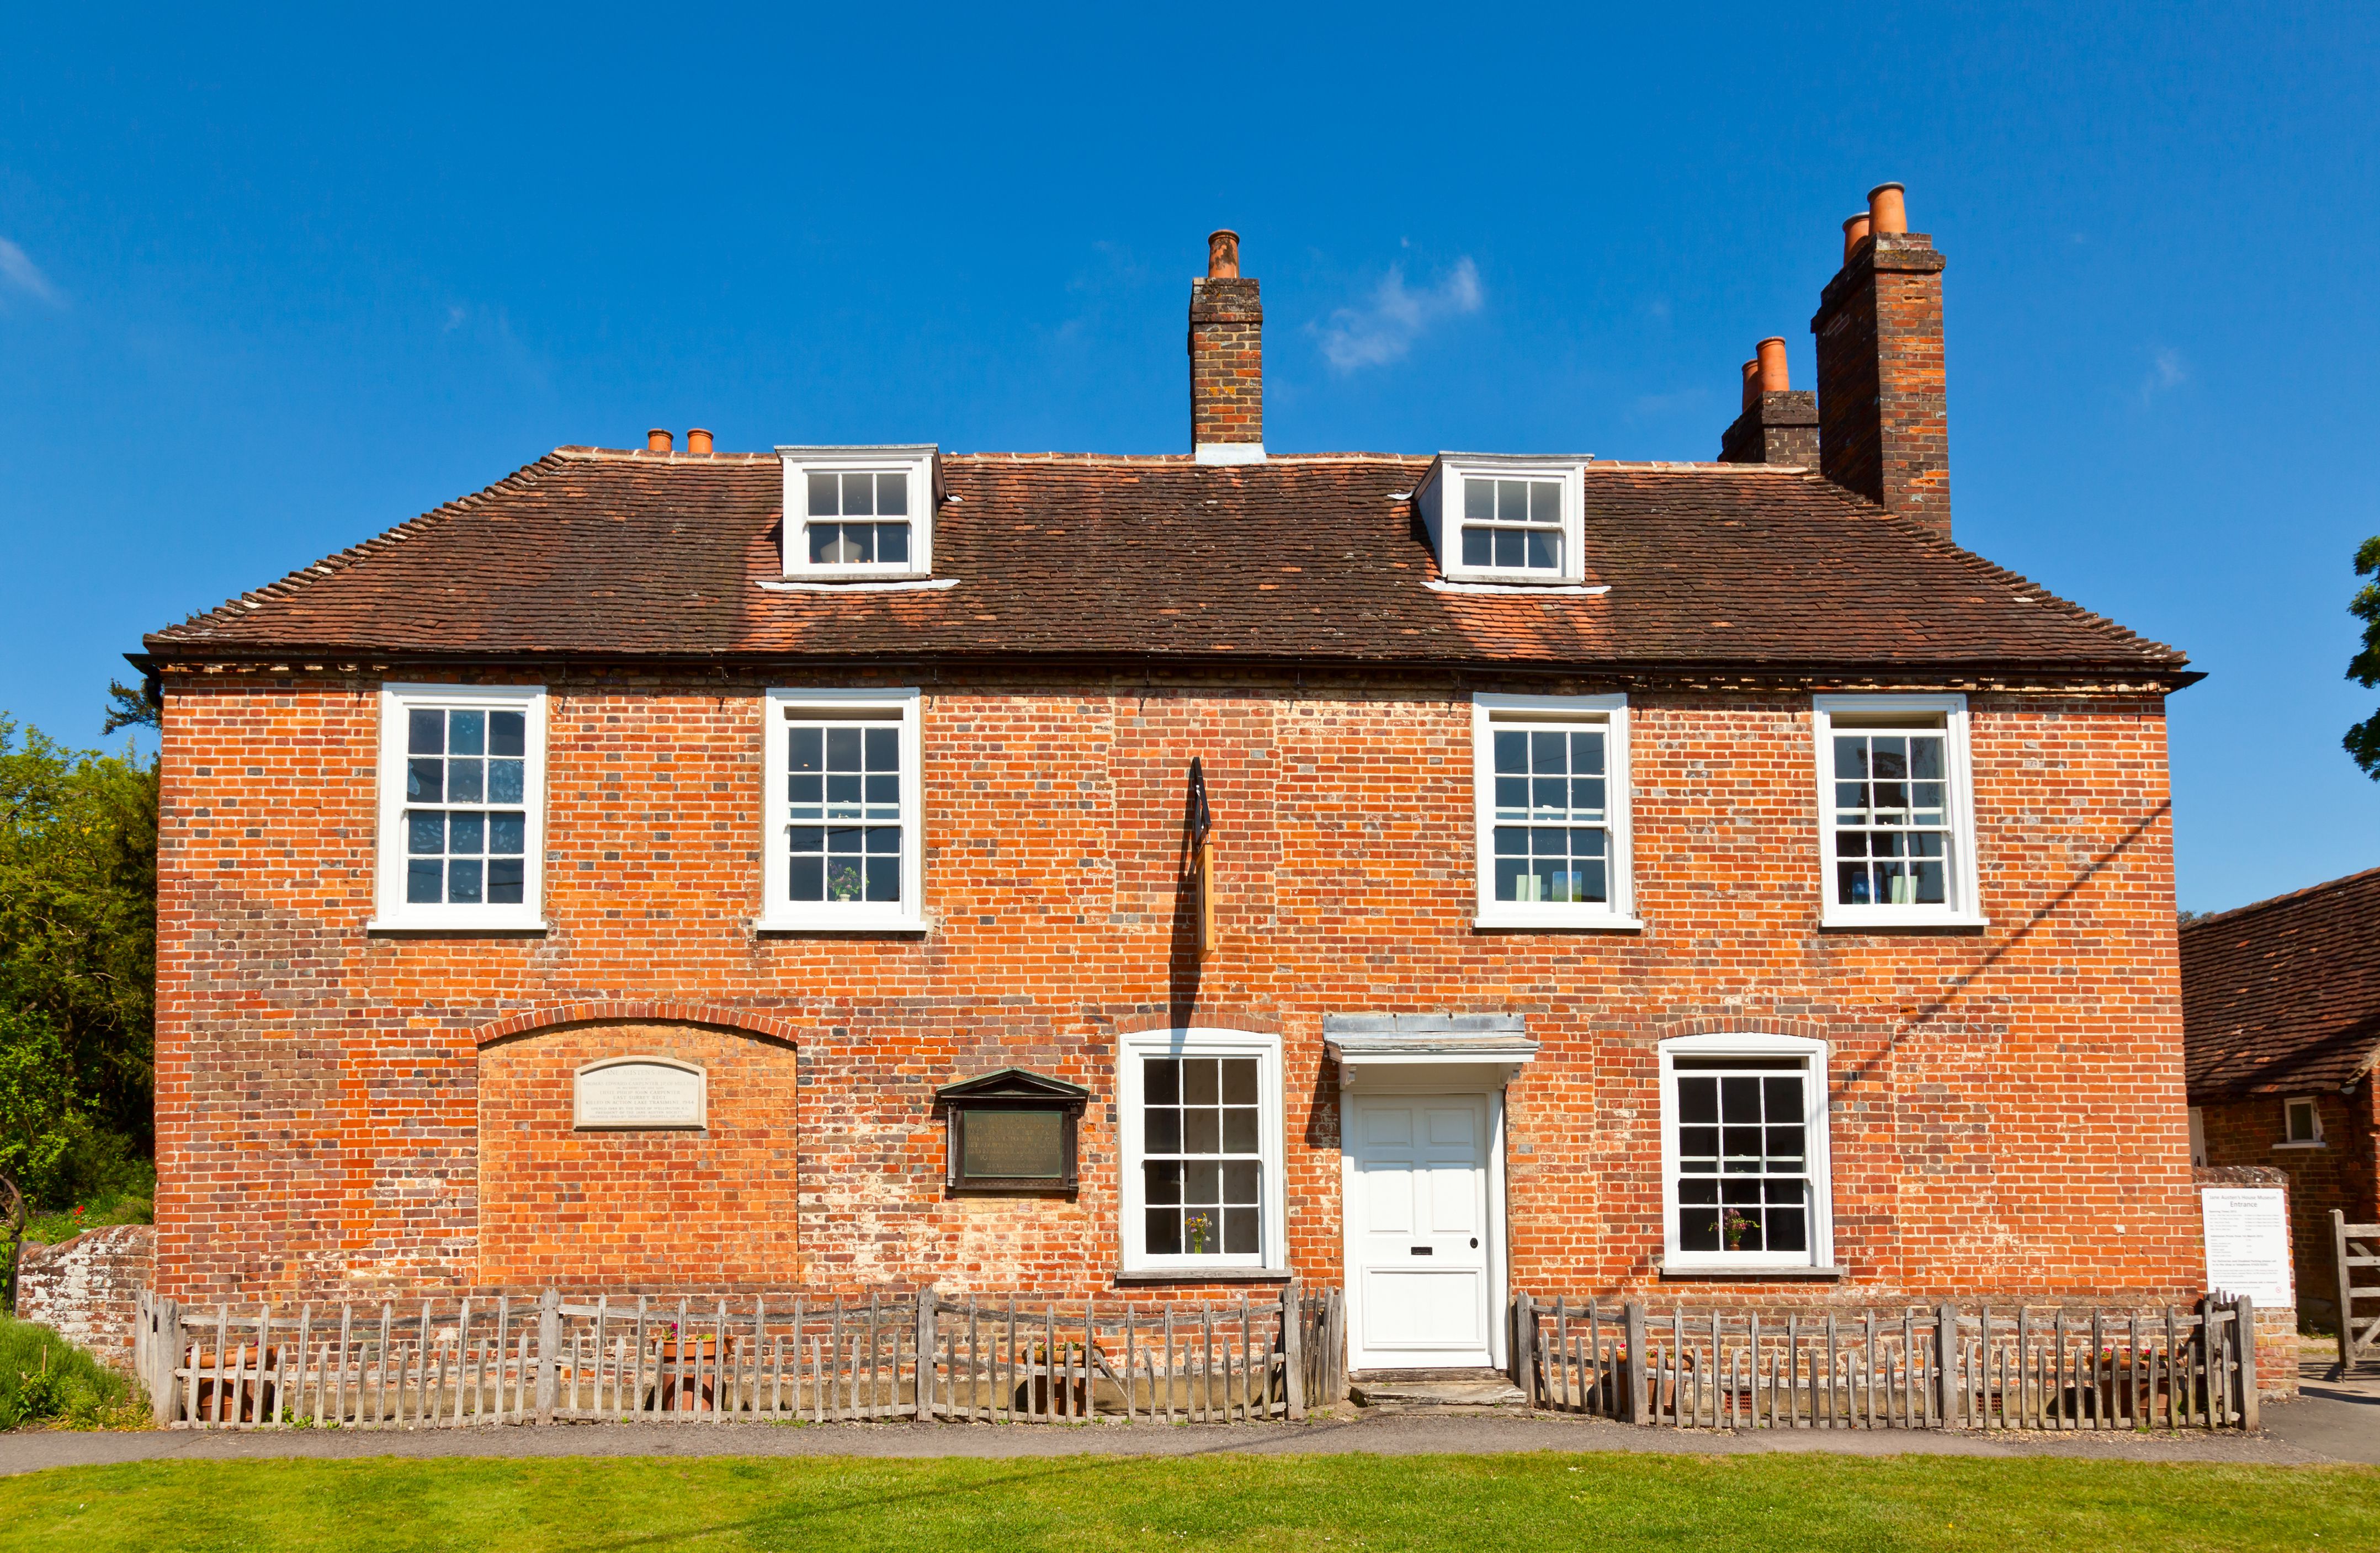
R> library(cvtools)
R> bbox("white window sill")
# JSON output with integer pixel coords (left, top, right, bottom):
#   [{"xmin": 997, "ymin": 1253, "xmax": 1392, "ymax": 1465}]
[
  {"xmin": 1474, "ymin": 909, "xmax": 1643, "ymax": 933},
  {"xmin": 2272, "ymin": 1140, "xmax": 2328, "ymax": 1151},
  {"xmin": 1113, "ymin": 1265, "xmax": 1294, "ymax": 1285},
  {"xmin": 1819, "ymin": 910, "xmax": 1989, "ymax": 931},
  {"xmin": 1659, "ymin": 1262, "xmax": 1845, "ymax": 1282},
  {"xmin": 757, "ymin": 575, "xmax": 955, "ymax": 593},
  {"xmin": 753, "ymin": 912, "xmax": 928, "ymax": 936},
  {"xmin": 365, "ymin": 914, "xmax": 548, "ymax": 936},
  {"xmin": 1428, "ymin": 577, "xmax": 1608, "ymax": 596}
]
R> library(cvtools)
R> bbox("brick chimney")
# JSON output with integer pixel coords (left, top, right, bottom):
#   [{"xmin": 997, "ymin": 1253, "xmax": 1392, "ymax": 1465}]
[
  {"xmin": 1718, "ymin": 336, "xmax": 1819, "ymax": 466},
  {"xmin": 1189, "ymin": 230, "xmax": 1265, "ymax": 465},
  {"xmin": 1811, "ymin": 182, "xmax": 1951, "ymax": 538}
]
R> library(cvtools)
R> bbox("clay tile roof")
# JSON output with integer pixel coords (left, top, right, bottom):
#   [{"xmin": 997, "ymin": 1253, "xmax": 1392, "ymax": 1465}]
[
  {"xmin": 2182, "ymin": 865, "xmax": 2380, "ymax": 1100},
  {"xmin": 142, "ymin": 445, "xmax": 2191, "ymax": 677}
]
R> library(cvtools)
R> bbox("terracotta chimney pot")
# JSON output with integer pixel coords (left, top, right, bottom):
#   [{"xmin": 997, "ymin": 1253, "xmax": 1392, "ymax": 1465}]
[
  {"xmin": 646, "ymin": 428, "xmax": 673, "ymax": 453},
  {"xmin": 1756, "ymin": 337, "xmax": 1790, "ymax": 393},
  {"xmin": 1207, "ymin": 230, "xmax": 1241, "ymax": 279},
  {"xmin": 686, "ymin": 428, "xmax": 714, "ymax": 455},
  {"xmin": 1741, "ymin": 359, "xmax": 1761, "ymax": 411},
  {"xmin": 1867, "ymin": 183, "xmax": 1908, "ymax": 236},
  {"xmin": 1842, "ymin": 212, "xmax": 1872, "ymax": 263}
]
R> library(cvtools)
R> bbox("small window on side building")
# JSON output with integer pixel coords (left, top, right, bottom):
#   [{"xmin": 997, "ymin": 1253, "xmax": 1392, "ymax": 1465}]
[
  {"xmin": 2282, "ymin": 1097, "xmax": 2322, "ymax": 1146},
  {"xmin": 777, "ymin": 445, "xmax": 941, "ymax": 579}
]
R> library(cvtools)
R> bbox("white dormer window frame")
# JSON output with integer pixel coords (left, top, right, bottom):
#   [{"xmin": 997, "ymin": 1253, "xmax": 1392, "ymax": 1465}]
[
  {"xmin": 1416, "ymin": 454, "xmax": 1589, "ymax": 586},
  {"xmin": 777, "ymin": 445, "xmax": 942, "ymax": 581}
]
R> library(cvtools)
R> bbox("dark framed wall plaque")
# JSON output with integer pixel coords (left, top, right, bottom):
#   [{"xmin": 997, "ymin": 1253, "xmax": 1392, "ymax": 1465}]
[{"xmin": 934, "ymin": 1068, "xmax": 1090, "ymax": 1193}]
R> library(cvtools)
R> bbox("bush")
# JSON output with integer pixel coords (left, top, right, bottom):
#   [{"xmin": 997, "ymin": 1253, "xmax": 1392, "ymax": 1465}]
[
  {"xmin": 21, "ymin": 1157, "xmax": 154, "ymax": 1246},
  {"xmin": 0, "ymin": 1316, "xmax": 141, "ymax": 1429}
]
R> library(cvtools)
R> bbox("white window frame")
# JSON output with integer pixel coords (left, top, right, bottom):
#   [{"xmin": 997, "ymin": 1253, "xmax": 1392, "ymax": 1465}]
[
  {"xmin": 777, "ymin": 445, "xmax": 939, "ymax": 580},
  {"xmin": 1416, "ymin": 454, "xmax": 1589, "ymax": 586},
  {"xmin": 758, "ymin": 687, "xmax": 926, "ymax": 933},
  {"xmin": 2188, "ymin": 1105, "xmax": 2208, "ymax": 1166},
  {"xmin": 1117, "ymin": 1027, "xmax": 1288, "ymax": 1275},
  {"xmin": 2278, "ymin": 1096, "xmax": 2325, "ymax": 1148},
  {"xmin": 1470, "ymin": 692, "xmax": 1638, "ymax": 930},
  {"xmin": 1813, "ymin": 693, "xmax": 1986, "ymax": 928},
  {"xmin": 370, "ymin": 682, "xmax": 547, "ymax": 932},
  {"xmin": 1659, "ymin": 1032, "xmax": 1836, "ymax": 1273}
]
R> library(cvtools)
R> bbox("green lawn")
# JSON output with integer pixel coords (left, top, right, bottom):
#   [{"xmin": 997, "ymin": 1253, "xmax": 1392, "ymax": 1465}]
[{"xmin": 1, "ymin": 1453, "xmax": 2373, "ymax": 1552}]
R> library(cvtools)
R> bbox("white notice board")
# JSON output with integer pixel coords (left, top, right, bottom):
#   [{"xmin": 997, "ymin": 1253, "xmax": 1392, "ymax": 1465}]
[{"xmin": 2201, "ymin": 1188, "xmax": 2293, "ymax": 1310}]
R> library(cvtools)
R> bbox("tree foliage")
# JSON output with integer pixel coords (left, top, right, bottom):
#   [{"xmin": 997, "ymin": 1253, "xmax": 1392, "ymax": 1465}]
[
  {"xmin": 0, "ymin": 716, "xmax": 156, "ymax": 1204},
  {"xmin": 2349, "ymin": 536, "xmax": 2380, "ymax": 778}
]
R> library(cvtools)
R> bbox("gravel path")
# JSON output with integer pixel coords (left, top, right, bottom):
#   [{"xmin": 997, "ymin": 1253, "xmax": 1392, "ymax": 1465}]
[{"xmin": 4, "ymin": 1392, "xmax": 2371, "ymax": 1477}]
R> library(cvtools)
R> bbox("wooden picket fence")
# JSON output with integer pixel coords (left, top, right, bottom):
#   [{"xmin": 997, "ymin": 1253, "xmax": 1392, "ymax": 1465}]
[
  {"xmin": 135, "ymin": 1283, "xmax": 1341, "ymax": 1430},
  {"xmin": 1513, "ymin": 1294, "xmax": 2261, "ymax": 1431}
]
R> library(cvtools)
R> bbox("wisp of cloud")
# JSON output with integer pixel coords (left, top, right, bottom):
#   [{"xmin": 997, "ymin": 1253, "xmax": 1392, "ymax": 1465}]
[
  {"xmin": 0, "ymin": 237, "xmax": 63, "ymax": 307},
  {"xmin": 1316, "ymin": 258, "xmax": 1483, "ymax": 371}
]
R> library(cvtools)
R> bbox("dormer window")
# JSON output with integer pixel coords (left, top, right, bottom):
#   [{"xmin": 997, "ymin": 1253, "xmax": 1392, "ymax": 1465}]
[
  {"xmin": 1417, "ymin": 454, "xmax": 1587, "ymax": 585},
  {"xmin": 778, "ymin": 445, "xmax": 939, "ymax": 578}
]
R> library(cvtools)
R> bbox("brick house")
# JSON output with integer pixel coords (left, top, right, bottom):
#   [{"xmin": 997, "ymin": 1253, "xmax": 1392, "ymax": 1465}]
[
  {"xmin": 2184, "ymin": 867, "xmax": 2380, "ymax": 1328},
  {"xmin": 136, "ymin": 185, "xmax": 2207, "ymax": 1375}
]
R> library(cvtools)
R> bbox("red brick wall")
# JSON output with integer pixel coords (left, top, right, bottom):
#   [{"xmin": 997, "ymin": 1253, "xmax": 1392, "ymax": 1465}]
[
  {"xmin": 2197, "ymin": 1083, "xmax": 2379, "ymax": 1327},
  {"xmin": 152, "ymin": 671, "xmax": 2196, "ymax": 1307}
]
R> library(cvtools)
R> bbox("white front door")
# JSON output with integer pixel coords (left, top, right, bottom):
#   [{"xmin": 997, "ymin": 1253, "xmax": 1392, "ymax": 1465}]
[{"xmin": 1346, "ymin": 1094, "xmax": 1493, "ymax": 1370}]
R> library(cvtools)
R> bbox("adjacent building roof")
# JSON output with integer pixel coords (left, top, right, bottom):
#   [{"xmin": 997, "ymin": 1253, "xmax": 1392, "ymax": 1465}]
[
  {"xmin": 142, "ymin": 445, "xmax": 2190, "ymax": 680},
  {"xmin": 2182, "ymin": 865, "xmax": 2380, "ymax": 1100}
]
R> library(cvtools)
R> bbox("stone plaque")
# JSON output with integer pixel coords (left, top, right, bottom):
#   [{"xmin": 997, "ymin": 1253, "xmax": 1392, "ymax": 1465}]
[
  {"xmin": 959, "ymin": 1108, "xmax": 1066, "ymax": 1180},
  {"xmin": 2202, "ymin": 1187, "xmax": 2292, "ymax": 1309},
  {"xmin": 575, "ymin": 1057, "xmax": 706, "ymax": 1130}
]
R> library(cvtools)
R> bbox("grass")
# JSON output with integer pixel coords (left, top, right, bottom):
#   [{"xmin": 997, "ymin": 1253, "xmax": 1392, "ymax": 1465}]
[
  {"xmin": 18, "ymin": 1161, "xmax": 153, "ymax": 1247},
  {"xmin": 0, "ymin": 1319, "xmax": 142, "ymax": 1430},
  {"xmin": 0, "ymin": 1453, "xmax": 2373, "ymax": 1552}
]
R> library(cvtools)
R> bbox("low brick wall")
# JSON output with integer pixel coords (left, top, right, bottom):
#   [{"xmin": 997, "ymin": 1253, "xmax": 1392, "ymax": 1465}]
[
  {"xmin": 15, "ymin": 1225, "xmax": 154, "ymax": 1374},
  {"xmin": 2195, "ymin": 1164, "xmax": 2300, "ymax": 1400}
]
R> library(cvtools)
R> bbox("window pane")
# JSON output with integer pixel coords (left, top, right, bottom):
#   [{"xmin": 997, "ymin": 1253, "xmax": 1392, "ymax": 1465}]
[
  {"xmin": 1182, "ymin": 1208, "xmax": 1221, "ymax": 1254},
  {"xmin": 876, "ymin": 472, "xmax": 909, "ymax": 515},
  {"xmin": 1184, "ymin": 1059, "xmax": 1219, "ymax": 1105},
  {"xmin": 827, "ymin": 727, "xmax": 862, "ymax": 769},
  {"xmin": 877, "ymin": 524, "xmax": 910, "ymax": 565},
  {"xmin": 489, "ymin": 711, "xmax": 525, "ymax": 758},
  {"xmin": 826, "ymin": 857, "xmax": 865, "ymax": 902},
  {"xmin": 1145, "ymin": 1108, "xmax": 1181, "ymax": 1154},
  {"xmin": 406, "ymin": 759, "xmax": 444, "ymax": 803},
  {"xmin": 1531, "ymin": 730, "xmax": 1567, "ymax": 774},
  {"xmin": 808, "ymin": 523, "xmax": 842, "ymax": 564},
  {"xmin": 408, "ymin": 709, "xmax": 445, "ymax": 755},
  {"xmin": 790, "ymin": 726, "xmax": 823, "ymax": 772},
  {"xmin": 1571, "ymin": 731, "xmax": 1604, "ymax": 774},
  {"xmin": 1461, "ymin": 526, "xmax": 1492, "ymax": 567},
  {"xmin": 1220, "ymin": 1059, "xmax": 1257, "ymax": 1105},
  {"xmin": 1184, "ymin": 1161, "xmax": 1220, "ymax": 1204},
  {"xmin": 789, "ymin": 854, "xmax": 823, "ymax": 901},
  {"xmin": 1911, "ymin": 737, "xmax": 1943, "ymax": 779},
  {"xmin": 1528, "ymin": 480, "xmax": 1560, "ymax": 524},
  {"xmin": 840, "ymin": 470, "xmax": 875, "ymax": 516},
  {"xmin": 1679, "ymin": 1077, "xmax": 1718, "ymax": 1125},
  {"xmin": 864, "ymin": 855, "xmax": 900, "ymax": 902},
  {"xmin": 1145, "ymin": 1058, "xmax": 1180, "ymax": 1105},
  {"xmin": 1525, "ymin": 529, "xmax": 1561, "ymax": 570},
  {"xmin": 1221, "ymin": 1107, "xmax": 1258, "ymax": 1153},
  {"xmin": 864, "ymin": 726, "xmax": 899, "ymax": 772},
  {"xmin": 1764, "ymin": 1076, "xmax": 1803, "ymax": 1119},
  {"xmin": 1834, "ymin": 737, "xmax": 1867, "ymax": 779},
  {"xmin": 1492, "ymin": 731, "xmax": 1528, "ymax": 775},
  {"xmin": 1223, "ymin": 1208, "xmax": 1259, "ymax": 1254},
  {"xmin": 488, "ymin": 759, "xmax": 525, "ymax": 804},
  {"xmin": 1145, "ymin": 1208, "xmax": 1181, "ymax": 1256},
  {"xmin": 448, "ymin": 710, "xmax": 485, "ymax": 755},
  {"xmin": 1493, "ymin": 528, "xmax": 1524, "ymax": 568},
  {"xmin": 1145, "ymin": 1160, "xmax": 1182, "ymax": 1204},
  {"xmin": 406, "ymin": 858, "xmax": 443, "ymax": 903},
  {"xmin": 487, "ymin": 859, "xmax": 524, "ymax": 903},
  {"xmin": 1464, "ymin": 478, "xmax": 1494, "ymax": 522},
  {"xmin": 448, "ymin": 759, "xmax": 484, "ymax": 803},
  {"xmin": 408, "ymin": 812, "xmax": 444, "ymax": 854},
  {"xmin": 448, "ymin": 859, "xmax": 483, "ymax": 903},
  {"xmin": 448, "ymin": 811, "xmax": 485, "ymax": 855},
  {"xmin": 1222, "ymin": 1160, "xmax": 1259, "ymax": 1202},
  {"xmin": 1497, "ymin": 479, "xmax": 1528, "ymax": 519},
  {"xmin": 1183, "ymin": 1108, "xmax": 1220, "ymax": 1153},
  {"xmin": 808, "ymin": 471, "xmax": 839, "ymax": 516}
]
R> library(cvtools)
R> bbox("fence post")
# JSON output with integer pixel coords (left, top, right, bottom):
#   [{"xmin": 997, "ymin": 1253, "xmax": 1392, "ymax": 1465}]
[
  {"xmin": 152, "ymin": 1296, "xmax": 185, "ymax": 1427},
  {"xmin": 2235, "ymin": 1294, "xmax": 2258, "ymax": 1432},
  {"xmin": 1623, "ymin": 1302, "xmax": 1649, "ymax": 1426},
  {"xmin": 1282, "ymin": 1279, "xmax": 1305, "ymax": 1420},
  {"xmin": 915, "ymin": 1285, "xmax": 936, "ymax": 1420},
  {"xmin": 535, "ymin": 1289, "xmax": 560, "ymax": 1425},
  {"xmin": 1935, "ymin": 1302, "xmax": 1958, "ymax": 1428},
  {"xmin": 1513, "ymin": 1293, "xmax": 1535, "ymax": 1407}
]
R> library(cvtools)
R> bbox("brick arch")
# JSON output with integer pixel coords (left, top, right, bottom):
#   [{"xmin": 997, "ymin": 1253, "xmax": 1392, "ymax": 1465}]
[
  {"xmin": 1107, "ymin": 1008, "xmax": 1285, "ymax": 1038},
  {"xmin": 1650, "ymin": 1014, "xmax": 1836, "ymax": 1044},
  {"xmin": 471, "ymin": 1001, "xmax": 805, "ymax": 1049}
]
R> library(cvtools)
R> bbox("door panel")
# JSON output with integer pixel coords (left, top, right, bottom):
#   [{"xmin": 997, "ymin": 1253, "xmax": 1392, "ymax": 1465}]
[{"xmin": 1348, "ymin": 1093, "xmax": 1493, "ymax": 1367}]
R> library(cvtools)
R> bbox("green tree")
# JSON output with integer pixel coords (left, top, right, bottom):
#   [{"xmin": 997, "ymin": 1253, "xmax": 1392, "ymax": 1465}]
[
  {"xmin": 2350, "ymin": 536, "xmax": 2380, "ymax": 777},
  {"xmin": 0, "ymin": 716, "xmax": 157, "ymax": 1203}
]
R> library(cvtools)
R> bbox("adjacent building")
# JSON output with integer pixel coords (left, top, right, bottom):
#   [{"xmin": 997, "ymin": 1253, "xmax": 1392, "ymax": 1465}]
[{"xmin": 137, "ymin": 185, "xmax": 2205, "ymax": 1375}]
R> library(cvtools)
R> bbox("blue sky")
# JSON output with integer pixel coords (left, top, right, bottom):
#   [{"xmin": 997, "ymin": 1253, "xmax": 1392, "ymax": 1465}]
[{"xmin": 3, "ymin": 2, "xmax": 2376, "ymax": 913}]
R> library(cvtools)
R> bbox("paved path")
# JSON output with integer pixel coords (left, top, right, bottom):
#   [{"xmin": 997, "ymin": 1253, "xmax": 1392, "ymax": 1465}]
[{"xmin": 4, "ymin": 1392, "xmax": 2371, "ymax": 1477}]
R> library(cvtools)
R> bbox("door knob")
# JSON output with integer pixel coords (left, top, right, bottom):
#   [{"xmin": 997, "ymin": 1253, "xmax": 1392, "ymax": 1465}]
[{"xmin": 1470, "ymin": 1238, "xmax": 1479, "ymax": 1248}]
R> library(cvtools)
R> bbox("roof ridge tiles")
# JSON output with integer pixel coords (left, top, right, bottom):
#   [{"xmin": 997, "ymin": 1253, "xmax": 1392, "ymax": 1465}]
[
  {"xmin": 2181, "ymin": 863, "xmax": 2380, "ymax": 935},
  {"xmin": 155, "ymin": 454, "xmax": 572, "ymax": 639}
]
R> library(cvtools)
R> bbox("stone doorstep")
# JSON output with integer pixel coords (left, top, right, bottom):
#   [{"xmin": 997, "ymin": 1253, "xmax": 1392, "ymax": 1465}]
[{"xmin": 1348, "ymin": 1369, "xmax": 1527, "ymax": 1410}]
